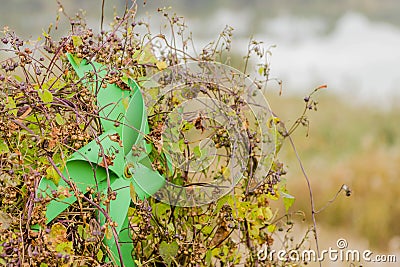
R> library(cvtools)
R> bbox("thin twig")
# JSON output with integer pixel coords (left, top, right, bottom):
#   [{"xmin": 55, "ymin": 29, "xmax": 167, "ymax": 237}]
[
  {"xmin": 315, "ymin": 184, "xmax": 348, "ymax": 214},
  {"xmin": 46, "ymin": 156, "xmax": 125, "ymax": 267},
  {"xmin": 286, "ymin": 134, "xmax": 322, "ymax": 267},
  {"xmin": 11, "ymin": 120, "xmax": 38, "ymax": 137},
  {"xmin": 101, "ymin": 0, "xmax": 105, "ymax": 32}
]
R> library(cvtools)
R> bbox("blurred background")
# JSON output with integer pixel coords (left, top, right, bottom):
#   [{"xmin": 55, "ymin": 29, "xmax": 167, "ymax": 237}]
[{"xmin": 1, "ymin": 0, "xmax": 399, "ymax": 265}]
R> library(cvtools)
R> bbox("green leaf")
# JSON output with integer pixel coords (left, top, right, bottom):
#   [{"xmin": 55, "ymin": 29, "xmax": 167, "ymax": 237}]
[
  {"xmin": 281, "ymin": 191, "xmax": 295, "ymax": 212},
  {"xmin": 194, "ymin": 224, "xmax": 202, "ymax": 230},
  {"xmin": 77, "ymin": 225, "xmax": 84, "ymax": 238},
  {"xmin": 249, "ymin": 224, "xmax": 260, "ymax": 238},
  {"xmin": 178, "ymin": 139, "xmax": 185, "ymax": 152},
  {"xmin": 258, "ymin": 66, "xmax": 265, "ymax": 76},
  {"xmin": 205, "ymin": 250, "xmax": 212, "ymax": 266},
  {"xmin": 171, "ymin": 174, "xmax": 184, "ymax": 186},
  {"xmin": 180, "ymin": 121, "xmax": 194, "ymax": 132},
  {"xmin": 55, "ymin": 241, "xmax": 73, "ymax": 254},
  {"xmin": 39, "ymin": 89, "xmax": 53, "ymax": 103},
  {"xmin": 40, "ymin": 263, "xmax": 48, "ymax": 267},
  {"xmin": 153, "ymin": 203, "xmax": 171, "ymax": 223},
  {"xmin": 120, "ymin": 75, "xmax": 129, "ymax": 85},
  {"xmin": 0, "ymin": 140, "xmax": 9, "ymax": 155},
  {"xmin": 55, "ymin": 113, "xmax": 65, "ymax": 125},
  {"xmin": 193, "ymin": 145, "xmax": 202, "ymax": 158},
  {"xmin": 72, "ymin": 35, "xmax": 83, "ymax": 47},
  {"xmin": 41, "ymin": 77, "xmax": 65, "ymax": 91},
  {"xmin": 96, "ymin": 249, "xmax": 103, "ymax": 262},
  {"xmin": 127, "ymin": 207, "xmax": 137, "ymax": 217},
  {"xmin": 14, "ymin": 75, "xmax": 22, "ymax": 82},
  {"xmin": 167, "ymin": 222, "xmax": 175, "ymax": 233},
  {"xmin": 66, "ymin": 92, "xmax": 76, "ymax": 99},
  {"xmin": 42, "ymin": 29, "xmax": 49, "ymax": 38},
  {"xmin": 267, "ymin": 224, "xmax": 276, "ymax": 233},
  {"xmin": 49, "ymin": 223, "xmax": 67, "ymax": 239},
  {"xmin": 77, "ymin": 224, "xmax": 91, "ymax": 240},
  {"xmin": 68, "ymin": 54, "xmax": 82, "ymax": 67},
  {"xmin": 253, "ymin": 206, "xmax": 273, "ymax": 221},
  {"xmin": 5, "ymin": 96, "xmax": 17, "ymax": 116},
  {"xmin": 201, "ymin": 225, "xmax": 214, "ymax": 235},
  {"xmin": 159, "ymin": 241, "xmax": 179, "ymax": 267},
  {"xmin": 48, "ymin": 223, "xmax": 73, "ymax": 254},
  {"xmin": 221, "ymin": 166, "xmax": 230, "ymax": 180},
  {"xmin": 263, "ymin": 206, "xmax": 273, "ymax": 220},
  {"xmin": 268, "ymin": 116, "xmax": 284, "ymax": 153},
  {"xmin": 215, "ymin": 194, "xmax": 233, "ymax": 214},
  {"xmin": 133, "ymin": 44, "xmax": 157, "ymax": 64}
]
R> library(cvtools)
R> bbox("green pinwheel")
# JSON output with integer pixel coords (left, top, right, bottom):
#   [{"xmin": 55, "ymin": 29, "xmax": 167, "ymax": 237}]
[{"xmin": 37, "ymin": 53, "xmax": 165, "ymax": 266}]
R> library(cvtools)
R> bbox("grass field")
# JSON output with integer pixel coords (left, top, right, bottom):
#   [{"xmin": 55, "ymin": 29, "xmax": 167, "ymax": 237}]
[{"xmin": 265, "ymin": 90, "xmax": 400, "ymax": 252}]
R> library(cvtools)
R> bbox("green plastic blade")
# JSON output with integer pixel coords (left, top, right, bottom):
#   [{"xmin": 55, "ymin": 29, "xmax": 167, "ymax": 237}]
[
  {"xmin": 68, "ymin": 130, "xmax": 126, "ymax": 177},
  {"xmin": 35, "ymin": 54, "xmax": 169, "ymax": 267},
  {"xmin": 131, "ymin": 162, "xmax": 166, "ymax": 199},
  {"xmin": 67, "ymin": 53, "xmax": 147, "ymax": 152},
  {"xmin": 99, "ymin": 178, "xmax": 131, "ymax": 244},
  {"xmin": 36, "ymin": 174, "xmax": 77, "ymax": 223},
  {"xmin": 38, "ymin": 130, "xmax": 123, "ymax": 222},
  {"xmin": 122, "ymin": 86, "xmax": 147, "ymax": 151},
  {"xmin": 67, "ymin": 54, "xmax": 127, "ymax": 138}
]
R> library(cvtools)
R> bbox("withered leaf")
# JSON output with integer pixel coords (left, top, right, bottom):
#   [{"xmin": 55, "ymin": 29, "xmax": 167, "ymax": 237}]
[{"xmin": 109, "ymin": 133, "xmax": 123, "ymax": 147}]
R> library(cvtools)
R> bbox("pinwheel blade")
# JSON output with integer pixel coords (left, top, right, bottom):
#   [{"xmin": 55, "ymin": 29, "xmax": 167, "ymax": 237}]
[
  {"xmin": 98, "ymin": 178, "xmax": 133, "ymax": 265},
  {"xmin": 37, "ymin": 175, "xmax": 77, "ymax": 223},
  {"xmin": 35, "ymin": 54, "xmax": 168, "ymax": 267},
  {"xmin": 131, "ymin": 162, "xmax": 166, "ymax": 199},
  {"xmin": 38, "ymin": 130, "xmax": 124, "ymax": 222}
]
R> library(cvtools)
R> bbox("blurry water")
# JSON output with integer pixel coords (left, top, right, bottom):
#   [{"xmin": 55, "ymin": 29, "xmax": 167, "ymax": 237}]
[
  {"xmin": 2, "ymin": 3, "xmax": 400, "ymax": 107},
  {"xmin": 262, "ymin": 13, "xmax": 400, "ymax": 107}
]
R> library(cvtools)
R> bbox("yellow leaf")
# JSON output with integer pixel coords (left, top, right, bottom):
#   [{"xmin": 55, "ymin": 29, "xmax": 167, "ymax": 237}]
[
  {"xmin": 156, "ymin": 61, "xmax": 168, "ymax": 70},
  {"xmin": 133, "ymin": 44, "xmax": 157, "ymax": 64},
  {"xmin": 50, "ymin": 223, "xmax": 67, "ymax": 239},
  {"xmin": 262, "ymin": 206, "xmax": 273, "ymax": 220},
  {"xmin": 0, "ymin": 211, "xmax": 12, "ymax": 230},
  {"xmin": 39, "ymin": 89, "xmax": 53, "ymax": 103},
  {"xmin": 122, "ymin": 97, "xmax": 129, "ymax": 111},
  {"xmin": 130, "ymin": 183, "xmax": 137, "ymax": 202},
  {"xmin": 105, "ymin": 226, "xmax": 112, "ymax": 240},
  {"xmin": 97, "ymin": 250, "xmax": 104, "ymax": 261},
  {"xmin": 46, "ymin": 166, "xmax": 60, "ymax": 185},
  {"xmin": 221, "ymin": 166, "xmax": 231, "ymax": 180}
]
